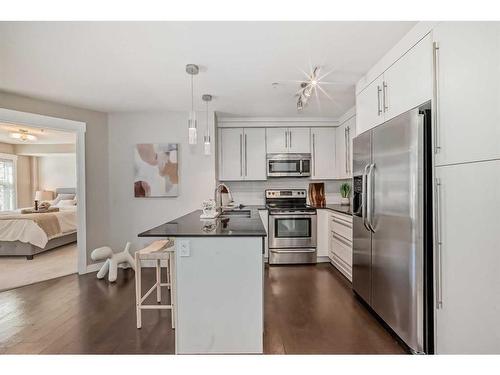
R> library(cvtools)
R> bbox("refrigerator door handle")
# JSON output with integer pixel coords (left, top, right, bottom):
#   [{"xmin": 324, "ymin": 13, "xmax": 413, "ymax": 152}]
[
  {"xmin": 362, "ymin": 164, "xmax": 370, "ymax": 231},
  {"xmin": 435, "ymin": 177, "xmax": 443, "ymax": 309},
  {"xmin": 366, "ymin": 163, "xmax": 376, "ymax": 233}
]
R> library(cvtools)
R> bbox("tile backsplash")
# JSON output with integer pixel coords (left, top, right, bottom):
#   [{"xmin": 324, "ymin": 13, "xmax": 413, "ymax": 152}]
[{"xmin": 225, "ymin": 179, "xmax": 348, "ymax": 205}]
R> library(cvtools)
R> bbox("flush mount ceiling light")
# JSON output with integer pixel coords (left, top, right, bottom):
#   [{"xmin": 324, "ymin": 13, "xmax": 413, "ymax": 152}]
[
  {"xmin": 10, "ymin": 129, "xmax": 37, "ymax": 142},
  {"xmin": 186, "ymin": 64, "xmax": 200, "ymax": 145},
  {"xmin": 202, "ymin": 94, "xmax": 213, "ymax": 156}
]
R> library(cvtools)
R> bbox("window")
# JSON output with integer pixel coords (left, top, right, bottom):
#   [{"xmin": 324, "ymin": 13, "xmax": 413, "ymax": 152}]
[{"xmin": 0, "ymin": 156, "xmax": 16, "ymax": 211}]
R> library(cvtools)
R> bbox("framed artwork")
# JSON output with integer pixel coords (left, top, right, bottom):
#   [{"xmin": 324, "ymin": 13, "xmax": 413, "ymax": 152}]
[{"xmin": 134, "ymin": 143, "xmax": 179, "ymax": 197}]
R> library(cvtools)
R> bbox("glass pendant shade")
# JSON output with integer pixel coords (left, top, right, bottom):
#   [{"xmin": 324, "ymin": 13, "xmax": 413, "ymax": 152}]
[
  {"xmin": 204, "ymin": 136, "xmax": 211, "ymax": 155},
  {"xmin": 188, "ymin": 110, "xmax": 197, "ymax": 144}
]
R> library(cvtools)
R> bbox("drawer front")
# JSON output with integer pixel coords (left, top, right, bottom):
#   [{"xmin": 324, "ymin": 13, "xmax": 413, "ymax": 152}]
[
  {"xmin": 331, "ymin": 217, "xmax": 352, "ymax": 241},
  {"xmin": 330, "ymin": 232, "xmax": 352, "ymax": 267}
]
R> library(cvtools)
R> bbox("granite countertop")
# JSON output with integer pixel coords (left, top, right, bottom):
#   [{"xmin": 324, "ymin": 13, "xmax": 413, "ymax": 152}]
[
  {"xmin": 138, "ymin": 209, "xmax": 267, "ymax": 238},
  {"xmin": 311, "ymin": 204, "xmax": 353, "ymax": 216}
]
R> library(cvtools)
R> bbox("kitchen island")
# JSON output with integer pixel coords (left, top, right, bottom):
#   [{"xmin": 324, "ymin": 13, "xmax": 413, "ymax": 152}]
[{"xmin": 138, "ymin": 209, "xmax": 266, "ymax": 354}]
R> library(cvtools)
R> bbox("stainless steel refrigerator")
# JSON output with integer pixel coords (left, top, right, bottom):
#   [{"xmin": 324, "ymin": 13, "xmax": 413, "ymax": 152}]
[{"xmin": 352, "ymin": 104, "xmax": 433, "ymax": 354}]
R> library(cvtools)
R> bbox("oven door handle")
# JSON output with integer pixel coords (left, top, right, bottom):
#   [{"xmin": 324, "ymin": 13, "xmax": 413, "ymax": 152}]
[{"xmin": 270, "ymin": 249, "xmax": 316, "ymax": 254}]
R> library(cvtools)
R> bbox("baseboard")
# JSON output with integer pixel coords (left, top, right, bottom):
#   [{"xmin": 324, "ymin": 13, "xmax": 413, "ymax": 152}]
[
  {"xmin": 316, "ymin": 256, "xmax": 331, "ymax": 263},
  {"xmin": 84, "ymin": 259, "xmax": 168, "ymax": 274},
  {"xmin": 85, "ymin": 261, "xmax": 104, "ymax": 274}
]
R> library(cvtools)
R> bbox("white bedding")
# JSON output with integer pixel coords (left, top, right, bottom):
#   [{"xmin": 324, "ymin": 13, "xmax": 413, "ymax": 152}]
[{"xmin": 0, "ymin": 206, "xmax": 77, "ymax": 248}]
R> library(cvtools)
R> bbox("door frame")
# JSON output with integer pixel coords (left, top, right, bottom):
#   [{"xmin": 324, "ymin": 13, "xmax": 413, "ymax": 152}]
[{"xmin": 0, "ymin": 108, "xmax": 88, "ymax": 274}]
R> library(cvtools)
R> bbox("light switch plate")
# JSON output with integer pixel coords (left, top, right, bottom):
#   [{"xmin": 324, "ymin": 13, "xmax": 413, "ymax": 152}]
[{"xmin": 178, "ymin": 239, "xmax": 190, "ymax": 257}]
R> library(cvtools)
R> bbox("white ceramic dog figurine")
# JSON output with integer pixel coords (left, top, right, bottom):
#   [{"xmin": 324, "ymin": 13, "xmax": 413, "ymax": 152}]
[{"xmin": 91, "ymin": 242, "xmax": 135, "ymax": 282}]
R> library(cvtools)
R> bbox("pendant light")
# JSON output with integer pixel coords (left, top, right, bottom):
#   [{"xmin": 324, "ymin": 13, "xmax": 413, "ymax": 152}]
[
  {"xmin": 202, "ymin": 94, "xmax": 212, "ymax": 155},
  {"xmin": 186, "ymin": 64, "xmax": 199, "ymax": 144}
]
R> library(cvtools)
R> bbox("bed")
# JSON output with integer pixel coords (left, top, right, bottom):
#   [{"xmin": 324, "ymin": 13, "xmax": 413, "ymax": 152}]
[{"xmin": 0, "ymin": 188, "xmax": 78, "ymax": 260}]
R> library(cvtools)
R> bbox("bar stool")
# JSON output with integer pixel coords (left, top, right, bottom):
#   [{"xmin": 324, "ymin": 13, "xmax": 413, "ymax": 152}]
[{"xmin": 134, "ymin": 239, "xmax": 175, "ymax": 329}]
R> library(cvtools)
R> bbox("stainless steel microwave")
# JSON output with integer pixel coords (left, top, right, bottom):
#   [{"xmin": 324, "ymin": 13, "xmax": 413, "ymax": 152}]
[{"xmin": 266, "ymin": 153, "xmax": 311, "ymax": 177}]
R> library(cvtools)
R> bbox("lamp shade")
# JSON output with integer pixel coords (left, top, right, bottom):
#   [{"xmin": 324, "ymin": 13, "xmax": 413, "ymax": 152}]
[{"xmin": 35, "ymin": 190, "xmax": 54, "ymax": 201}]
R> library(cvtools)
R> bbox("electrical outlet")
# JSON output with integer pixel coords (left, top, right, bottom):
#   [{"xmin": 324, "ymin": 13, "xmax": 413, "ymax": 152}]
[{"xmin": 178, "ymin": 239, "xmax": 190, "ymax": 257}]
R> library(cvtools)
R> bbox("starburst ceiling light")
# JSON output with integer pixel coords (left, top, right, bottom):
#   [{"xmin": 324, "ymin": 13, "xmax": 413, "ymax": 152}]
[{"xmin": 297, "ymin": 66, "xmax": 321, "ymax": 111}]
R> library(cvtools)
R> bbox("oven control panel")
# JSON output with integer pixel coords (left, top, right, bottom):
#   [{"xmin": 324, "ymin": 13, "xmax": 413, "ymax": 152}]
[{"xmin": 265, "ymin": 189, "xmax": 307, "ymax": 198}]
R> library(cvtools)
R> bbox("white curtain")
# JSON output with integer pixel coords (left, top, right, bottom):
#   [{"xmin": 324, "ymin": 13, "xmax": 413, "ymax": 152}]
[{"xmin": 0, "ymin": 158, "xmax": 15, "ymax": 211}]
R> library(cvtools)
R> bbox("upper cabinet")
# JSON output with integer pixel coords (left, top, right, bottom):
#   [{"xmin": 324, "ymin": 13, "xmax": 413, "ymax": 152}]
[
  {"xmin": 266, "ymin": 127, "xmax": 310, "ymax": 154},
  {"xmin": 310, "ymin": 127, "xmax": 335, "ymax": 180},
  {"xmin": 335, "ymin": 115, "xmax": 356, "ymax": 179},
  {"xmin": 356, "ymin": 33, "xmax": 433, "ymax": 135},
  {"xmin": 218, "ymin": 127, "xmax": 266, "ymax": 181},
  {"xmin": 383, "ymin": 33, "xmax": 433, "ymax": 121},
  {"xmin": 356, "ymin": 75, "xmax": 385, "ymax": 135},
  {"xmin": 433, "ymin": 22, "xmax": 500, "ymax": 165}
]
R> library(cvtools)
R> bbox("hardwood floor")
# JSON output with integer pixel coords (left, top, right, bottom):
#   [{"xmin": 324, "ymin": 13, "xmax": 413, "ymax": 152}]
[
  {"xmin": 0, "ymin": 243, "xmax": 78, "ymax": 292},
  {"xmin": 0, "ymin": 263, "xmax": 406, "ymax": 354}
]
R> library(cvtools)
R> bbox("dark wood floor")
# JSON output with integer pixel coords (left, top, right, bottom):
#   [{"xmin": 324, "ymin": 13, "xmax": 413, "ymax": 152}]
[{"xmin": 0, "ymin": 263, "xmax": 406, "ymax": 354}]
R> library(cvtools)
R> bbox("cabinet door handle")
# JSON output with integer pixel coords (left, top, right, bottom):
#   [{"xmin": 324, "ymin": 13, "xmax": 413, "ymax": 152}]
[
  {"xmin": 347, "ymin": 126, "xmax": 351, "ymax": 174},
  {"xmin": 383, "ymin": 81, "xmax": 388, "ymax": 112},
  {"xmin": 312, "ymin": 133, "xmax": 316, "ymax": 176},
  {"xmin": 244, "ymin": 133, "xmax": 248, "ymax": 177},
  {"xmin": 435, "ymin": 177, "xmax": 443, "ymax": 309},
  {"xmin": 239, "ymin": 133, "xmax": 243, "ymax": 177},
  {"xmin": 285, "ymin": 129, "xmax": 288, "ymax": 149},
  {"xmin": 433, "ymin": 41, "xmax": 441, "ymax": 154},
  {"xmin": 289, "ymin": 129, "xmax": 292, "ymax": 149},
  {"xmin": 344, "ymin": 127, "xmax": 348, "ymax": 175},
  {"xmin": 377, "ymin": 86, "xmax": 382, "ymax": 116}
]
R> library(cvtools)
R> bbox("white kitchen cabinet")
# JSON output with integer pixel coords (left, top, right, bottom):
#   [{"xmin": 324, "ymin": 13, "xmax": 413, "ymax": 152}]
[
  {"xmin": 266, "ymin": 127, "xmax": 310, "ymax": 154},
  {"xmin": 434, "ymin": 159, "xmax": 500, "ymax": 354},
  {"xmin": 258, "ymin": 209, "xmax": 269, "ymax": 260},
  {"xmin": 356, "ymin": 33, "xmax": 432, "ymax": 134},
  {"xmin": 335, "ymin": 122, "xmax": 347, "ymax": 179},
  {"xmin": 311, "ymin": 127, "xmax": 335, "ymax": 180},
  {"xmin": 328, "ymin": 211, "xmax": 353, "ymax": 281},
  {"xmin": 288, "ymin": 127, "xmax": 310, "ymax": 153},
  {"xmin": 383, "ymin": 33, "xmax": 433, "ymax": 121},
  {"xmin": 335, "ymin": 116, "xmax": 356, "ymax": 179},
  {"xmin": 356, "ymin": 75, "xmax": 384, "ymax": 135},
  {"xmin": 219, "ymin": 128, "xmax": 266, "ymax": 181},
  {"xmin": 433, "ymin": 22, "xmax": 500, "ymax": 165},
  {"xmin": 316, "ymin": 210, "xmax": 330, "ymax": 258},
  {"xmin": 243, "ymin": 128, "xmax": 267, "ymax": 180},
  {"xmin": 219, "ymin": 128, "xmax": 244, "ymax": 180},
  {"xmin": 266, "ymin": 128, "xmax": 287, "ymax": 154}
]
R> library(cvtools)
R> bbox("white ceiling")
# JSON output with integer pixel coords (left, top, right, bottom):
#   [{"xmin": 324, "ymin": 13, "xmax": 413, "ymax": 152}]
[
  {"xmin": 0, "ymin": 122, "xmax": 76, "ymax": 144},
  {"xmin": 0, "ymin": 21, "xmax": 416, "ymax": 118}
]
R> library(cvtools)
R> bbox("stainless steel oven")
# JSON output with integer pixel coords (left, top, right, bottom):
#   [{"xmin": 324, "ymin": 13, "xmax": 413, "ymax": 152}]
[
  {"xmin": 267, "ymin": 153, "xmax": 311, "ymax": 178},
  {"xmin": 266, "ymin": 189, "xmax": 317, "ymax": 264}
]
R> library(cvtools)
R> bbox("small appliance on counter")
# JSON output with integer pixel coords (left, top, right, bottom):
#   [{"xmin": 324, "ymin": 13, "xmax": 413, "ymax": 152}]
[
  {"xmin": 266, "ymin": 189, "xmax": 317, "ymax": 264},
  {"xmin": 308, "ymin": 182, "xmax": 325, "ymax": 207}
]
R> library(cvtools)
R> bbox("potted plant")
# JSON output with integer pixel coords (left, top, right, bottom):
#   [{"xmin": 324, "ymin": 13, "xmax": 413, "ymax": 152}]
[{"xmin": 340, "ymin": 182, "xmax": 351, "ymax": 206}]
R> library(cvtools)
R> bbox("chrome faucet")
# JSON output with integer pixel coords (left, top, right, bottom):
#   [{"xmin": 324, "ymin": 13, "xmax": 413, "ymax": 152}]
[{"xmin": 214, "ymin": 183, "xmax": 234, "ymax": 212}]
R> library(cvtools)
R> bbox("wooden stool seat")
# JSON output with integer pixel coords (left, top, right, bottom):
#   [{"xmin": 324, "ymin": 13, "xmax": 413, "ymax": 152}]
[{"xmin": 135, "ymin": 239, "xmax": 176, "ymax": 329}]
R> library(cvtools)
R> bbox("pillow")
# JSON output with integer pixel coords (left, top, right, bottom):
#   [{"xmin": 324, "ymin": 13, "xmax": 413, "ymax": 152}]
[
  {"xmin": 53, "ymin": 193, "xmax": 75, "ymax": 205},
  {"xmin": 55, "ymin": 199, "xmax": 76, "ymax": 207}
]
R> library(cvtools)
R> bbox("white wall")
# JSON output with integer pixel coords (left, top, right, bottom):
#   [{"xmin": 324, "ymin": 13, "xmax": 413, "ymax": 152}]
[
  {"xmin": 108, "ymin": 111, "xmax": 216, "ymax": 251},
  {"xmin": 38, "ymin": 154, "xmax": 76, "ymax": 191}
]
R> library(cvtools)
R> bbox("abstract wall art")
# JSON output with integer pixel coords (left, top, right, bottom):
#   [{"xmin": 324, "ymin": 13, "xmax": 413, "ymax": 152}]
[{"xmin": 134, "ymin": 143, "xmax": 179, "ymax": 197}]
